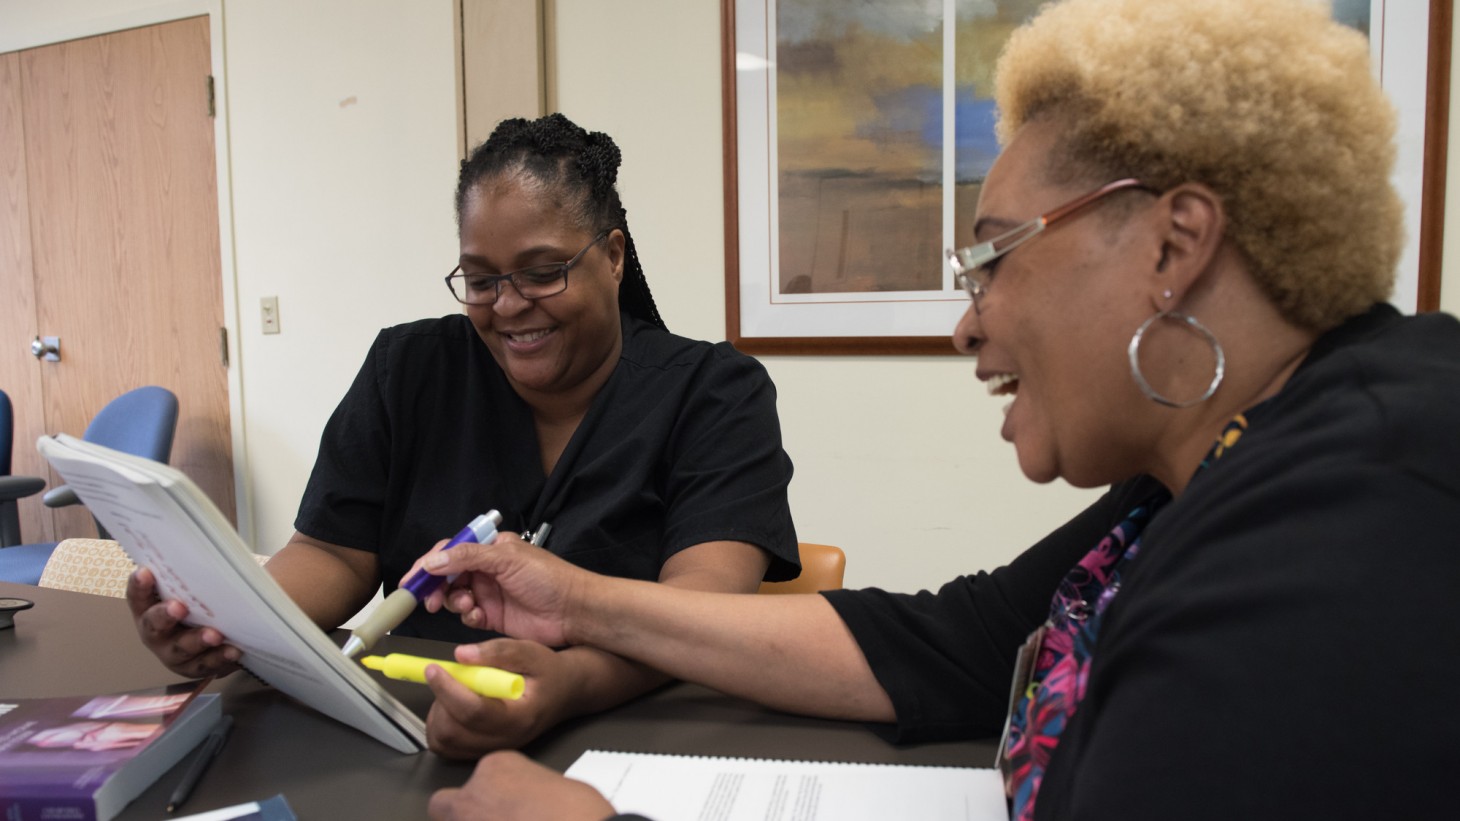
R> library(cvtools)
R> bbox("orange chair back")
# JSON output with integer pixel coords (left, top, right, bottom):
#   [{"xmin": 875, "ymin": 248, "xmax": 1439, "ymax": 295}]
[{"xmin": 758, "ymin": 542, "xmax": 846, "ymax": 595}]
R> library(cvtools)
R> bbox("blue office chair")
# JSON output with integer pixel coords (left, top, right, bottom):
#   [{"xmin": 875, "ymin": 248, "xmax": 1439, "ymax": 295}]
[
  {"xmin": 0, "ymin": 389, "xmax": 47, "ymax": 547},
  {"xmin": 0, "ymin": 386, "xmax": 179, "ymax": 585}
]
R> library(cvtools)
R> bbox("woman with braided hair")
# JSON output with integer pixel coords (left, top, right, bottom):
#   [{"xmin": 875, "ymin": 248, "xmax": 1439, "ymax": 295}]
[{"xmin": 125, "ymin": 113, "xmax": 800, "ymax": 757}]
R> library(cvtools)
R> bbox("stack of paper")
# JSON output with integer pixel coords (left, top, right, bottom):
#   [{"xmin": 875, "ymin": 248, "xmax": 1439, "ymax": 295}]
[{"xmin": 565, "ymin": 750, "xmax": 1008, "ymax": 821}]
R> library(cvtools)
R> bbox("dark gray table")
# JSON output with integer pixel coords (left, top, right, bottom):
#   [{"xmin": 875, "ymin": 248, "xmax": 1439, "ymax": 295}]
[{"xmin": 0, "ymin": 581, "xmax": 995, "ymax": 819}]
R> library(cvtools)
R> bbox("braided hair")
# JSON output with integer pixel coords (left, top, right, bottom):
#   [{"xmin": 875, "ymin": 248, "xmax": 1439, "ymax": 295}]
[{"xmin": 455, "ymin": 113, "xmax": 667, "ymax": 331}]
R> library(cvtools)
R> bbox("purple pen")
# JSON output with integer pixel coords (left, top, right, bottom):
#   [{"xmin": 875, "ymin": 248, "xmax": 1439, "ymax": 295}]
[{"xmin": 342, "ymin": 510, "xmax": 502, "ymax": 658}]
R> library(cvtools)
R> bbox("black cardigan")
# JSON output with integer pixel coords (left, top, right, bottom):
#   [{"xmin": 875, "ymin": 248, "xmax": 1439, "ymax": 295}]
[{"xmin": 826, "ymin": 304, "xmax": 1460, "ymax": 819}]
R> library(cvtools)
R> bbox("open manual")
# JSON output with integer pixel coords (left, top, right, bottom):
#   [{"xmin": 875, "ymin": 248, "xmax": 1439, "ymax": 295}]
[
  {"xmin": 564, "ymin": 750, "xmax": 1009, "ymax": 821},
  {"xmin": 37, "ymin": 433, "xmax": 427, "ymax": 754}
]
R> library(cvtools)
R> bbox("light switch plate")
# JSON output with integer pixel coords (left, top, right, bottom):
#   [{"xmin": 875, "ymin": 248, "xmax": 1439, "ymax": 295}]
[{"xmin": 261, "ymin": 296, "xmax": 281, "ymax": 334}]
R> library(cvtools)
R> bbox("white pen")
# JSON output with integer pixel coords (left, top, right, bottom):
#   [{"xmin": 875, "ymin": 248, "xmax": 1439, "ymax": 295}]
[{"xmin": 342, "ymin": 511, "xmax": 502, "ymax": 659}]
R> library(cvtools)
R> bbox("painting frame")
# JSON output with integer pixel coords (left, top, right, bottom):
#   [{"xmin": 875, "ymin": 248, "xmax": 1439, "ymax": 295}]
[
  {"xmin": 1409, "ymin": 0, "xmax": 1451, "ymax": 313},
  {"xmin": 721, "ymin": 0, "xmax": 1452, "ymax": 356}
]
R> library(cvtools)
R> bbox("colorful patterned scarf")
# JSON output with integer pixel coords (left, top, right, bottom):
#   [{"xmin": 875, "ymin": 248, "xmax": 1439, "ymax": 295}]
[{"xmin": 1005, "ymin": 414, "xmax": 1248, "ymax": 820}]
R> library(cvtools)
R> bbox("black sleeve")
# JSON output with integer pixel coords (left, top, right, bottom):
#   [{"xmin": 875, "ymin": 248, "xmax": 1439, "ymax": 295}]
[
  {"xmin": 660, "ymin": 344, "xmax": 799, "ymax": 580},
  {"xmin": 822, "ymin": 477, "xmax": 1163, "ymax": 742}
]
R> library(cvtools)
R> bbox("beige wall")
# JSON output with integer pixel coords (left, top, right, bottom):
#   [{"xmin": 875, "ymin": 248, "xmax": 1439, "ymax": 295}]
[
  {"xmin": 220, "ymin": 0, "xmax": 462, "ymax": 551},
  {"xmin": 548, "ymin": 1, "xmax": 1100, "ymax": 593},
  {"xmin": 3, "ymin": 0, "xmax": 1456, "ymax": 594}
]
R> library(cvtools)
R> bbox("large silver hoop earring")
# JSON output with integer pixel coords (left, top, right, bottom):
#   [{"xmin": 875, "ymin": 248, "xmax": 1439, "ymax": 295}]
[{"xmin": 1127, "ymin": 311, "xmax": 1226, "ymax": 408}]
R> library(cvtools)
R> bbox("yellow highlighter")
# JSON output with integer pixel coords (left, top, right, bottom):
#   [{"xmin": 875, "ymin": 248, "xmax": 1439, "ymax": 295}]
[{"xmin": 361, "ymin": 653, "xmax": 525, "ymax": 700}]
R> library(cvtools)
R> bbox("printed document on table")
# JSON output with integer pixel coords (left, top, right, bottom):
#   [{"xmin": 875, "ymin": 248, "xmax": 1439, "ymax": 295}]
[{"xmin": 564, "ymin": 750, "xmax": 1009, "ymax": 821}]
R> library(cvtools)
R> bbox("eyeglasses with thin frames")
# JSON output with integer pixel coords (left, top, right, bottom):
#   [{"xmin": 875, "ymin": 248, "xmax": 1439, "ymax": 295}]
[
  {"xmin": 445, "ymin": 230, "xmax": 610, "ymax": 306},
  {"xmin": 946, "ymin": 178, "xmax": 1152, "ymax": 314}
]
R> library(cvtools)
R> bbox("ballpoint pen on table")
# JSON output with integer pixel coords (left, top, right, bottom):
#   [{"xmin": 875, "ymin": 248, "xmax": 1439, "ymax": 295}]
[
  {"xmin": 167, "ymin": 714, "xmax": 234, "ymax": 813},
  {"xmin": 341, "ymin": 511, "xmax": 503, "ymax": 659}
]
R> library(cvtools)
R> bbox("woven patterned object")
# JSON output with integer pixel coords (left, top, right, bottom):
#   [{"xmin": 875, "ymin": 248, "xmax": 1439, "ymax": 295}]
[{"xmin": 38, "ymin": 538, "xmax": 270, "ymax": 598}]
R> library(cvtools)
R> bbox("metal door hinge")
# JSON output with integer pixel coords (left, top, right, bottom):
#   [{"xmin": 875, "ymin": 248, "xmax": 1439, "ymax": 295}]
[
  {"xmin": 219, "ymin": 326, "xmax": 229, "ymax": 367},
  {"xmin": 207, "ymin": 75, "xmax": 216, "ymax": 118}
]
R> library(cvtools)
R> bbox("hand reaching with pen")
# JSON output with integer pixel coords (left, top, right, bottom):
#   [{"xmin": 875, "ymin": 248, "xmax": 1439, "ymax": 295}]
[
  {"xmin": 397, "ymin": 533, "xmax": 484, "ymax": 616},
  {"xmin": 423, "ymin": 534, "xmax": 590, "ymax": 648},
  {"xmin": 126, "ymin": 566, "xmax": 243, "ymax": 679},
  {"xmin": 428, "ymin": 750, "xmax": 614, "ymax": 821},
  {"xmin": 396, "ymin": 525, "xmax": 526, "ymax": 619}
]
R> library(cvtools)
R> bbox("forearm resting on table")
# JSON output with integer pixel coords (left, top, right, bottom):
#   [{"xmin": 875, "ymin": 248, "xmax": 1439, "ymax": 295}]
[
  {"xmin": 547, "ymin": 645, "xmax": 671, "ymax": 719},
  {"xmin": 547, "ymin": 539, "xmax": 769, "ymax": 716},
  {"xmin": 266, "ymin": 533, "xmax": 380, "ymax": 630},
  {"xmin": 573, "ymin": 582, "xmax": 895, "ymax": 723}
]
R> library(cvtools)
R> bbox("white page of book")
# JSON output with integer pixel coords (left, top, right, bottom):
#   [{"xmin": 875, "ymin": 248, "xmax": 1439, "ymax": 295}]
[
  {"xmin": 38, "ymin": 435, "xmax": 426, "ymax": 754},
  {"xmin": 565, "ymin": 750, "xmax": 1008, "ymax": 821}
]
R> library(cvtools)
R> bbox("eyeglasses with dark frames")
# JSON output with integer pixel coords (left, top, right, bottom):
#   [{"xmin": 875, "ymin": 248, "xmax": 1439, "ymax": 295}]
[
  {"xmin": 445, "ymin": 230, "xmax": 610, "ymax": 306},
  {"xmin": 946, "ymin": 178, "xmax": 1153, "ymax": 314}
]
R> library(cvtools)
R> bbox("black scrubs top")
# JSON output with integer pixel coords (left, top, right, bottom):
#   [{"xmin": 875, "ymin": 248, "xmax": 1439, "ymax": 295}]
[{"xmin": 296, "ymin": 312, "xmax": 799, "ymax": 642}]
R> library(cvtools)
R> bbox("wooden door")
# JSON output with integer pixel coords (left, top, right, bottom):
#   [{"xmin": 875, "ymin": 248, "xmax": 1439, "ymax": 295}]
[
  {"xmin": 0, "ymin": 51, "xmax": 49, "ymax": 542},
  {"xmin": 0, "ymin": 17, "xmax": 234, "ymax": 543}
]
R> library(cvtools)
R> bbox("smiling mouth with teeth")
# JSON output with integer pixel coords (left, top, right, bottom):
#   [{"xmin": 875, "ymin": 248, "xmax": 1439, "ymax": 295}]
[
  {"xmin": 987, "ymin": 373, "xmax": 1020, "ymax": 397},
  {"xmin": 507, "ymin": 328, "xmax": 553, "ymax": 343}
]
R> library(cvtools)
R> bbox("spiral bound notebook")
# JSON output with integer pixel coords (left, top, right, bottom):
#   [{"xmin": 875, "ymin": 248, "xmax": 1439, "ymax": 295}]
[
  {"xmin": 564, "ymin": 750, "xmax": 1008, "ymax": 821},
  {"xmin": 37, "ymin": 434, "xmax": 427, "ymax": 755}
]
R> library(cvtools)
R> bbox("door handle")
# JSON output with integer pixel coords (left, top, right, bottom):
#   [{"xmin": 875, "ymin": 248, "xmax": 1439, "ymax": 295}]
[{"xmin": 31, "ymin": 335, "xmax": 60, "ymax": 362}]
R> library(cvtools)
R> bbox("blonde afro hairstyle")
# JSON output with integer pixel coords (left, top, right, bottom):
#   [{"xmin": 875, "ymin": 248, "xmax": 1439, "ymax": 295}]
[{"xmin": 995, "ymin": 0, "xmax": 1402, "ymax": 330}]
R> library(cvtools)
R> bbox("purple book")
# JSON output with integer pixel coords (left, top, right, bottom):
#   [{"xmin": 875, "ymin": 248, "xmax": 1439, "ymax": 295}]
[{"xmin": 0, "ymin": 682, "xmax": 222, "ymax": 821}]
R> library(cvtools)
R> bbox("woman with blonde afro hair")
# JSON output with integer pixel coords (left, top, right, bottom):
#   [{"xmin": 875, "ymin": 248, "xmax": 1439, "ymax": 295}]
[
  {"xmin": 424, "ymin": 2, "xmax": 1460, "ymax": 820},
  {"xmin": 992, "ymin": 0, "xmax": 1403, "ymax": 330}
]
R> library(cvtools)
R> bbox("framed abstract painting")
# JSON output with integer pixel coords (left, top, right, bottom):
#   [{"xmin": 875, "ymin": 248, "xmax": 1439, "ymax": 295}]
[{"xmin": 722, "ymin": 0, "xmax": 1450, "ymax": 355}]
